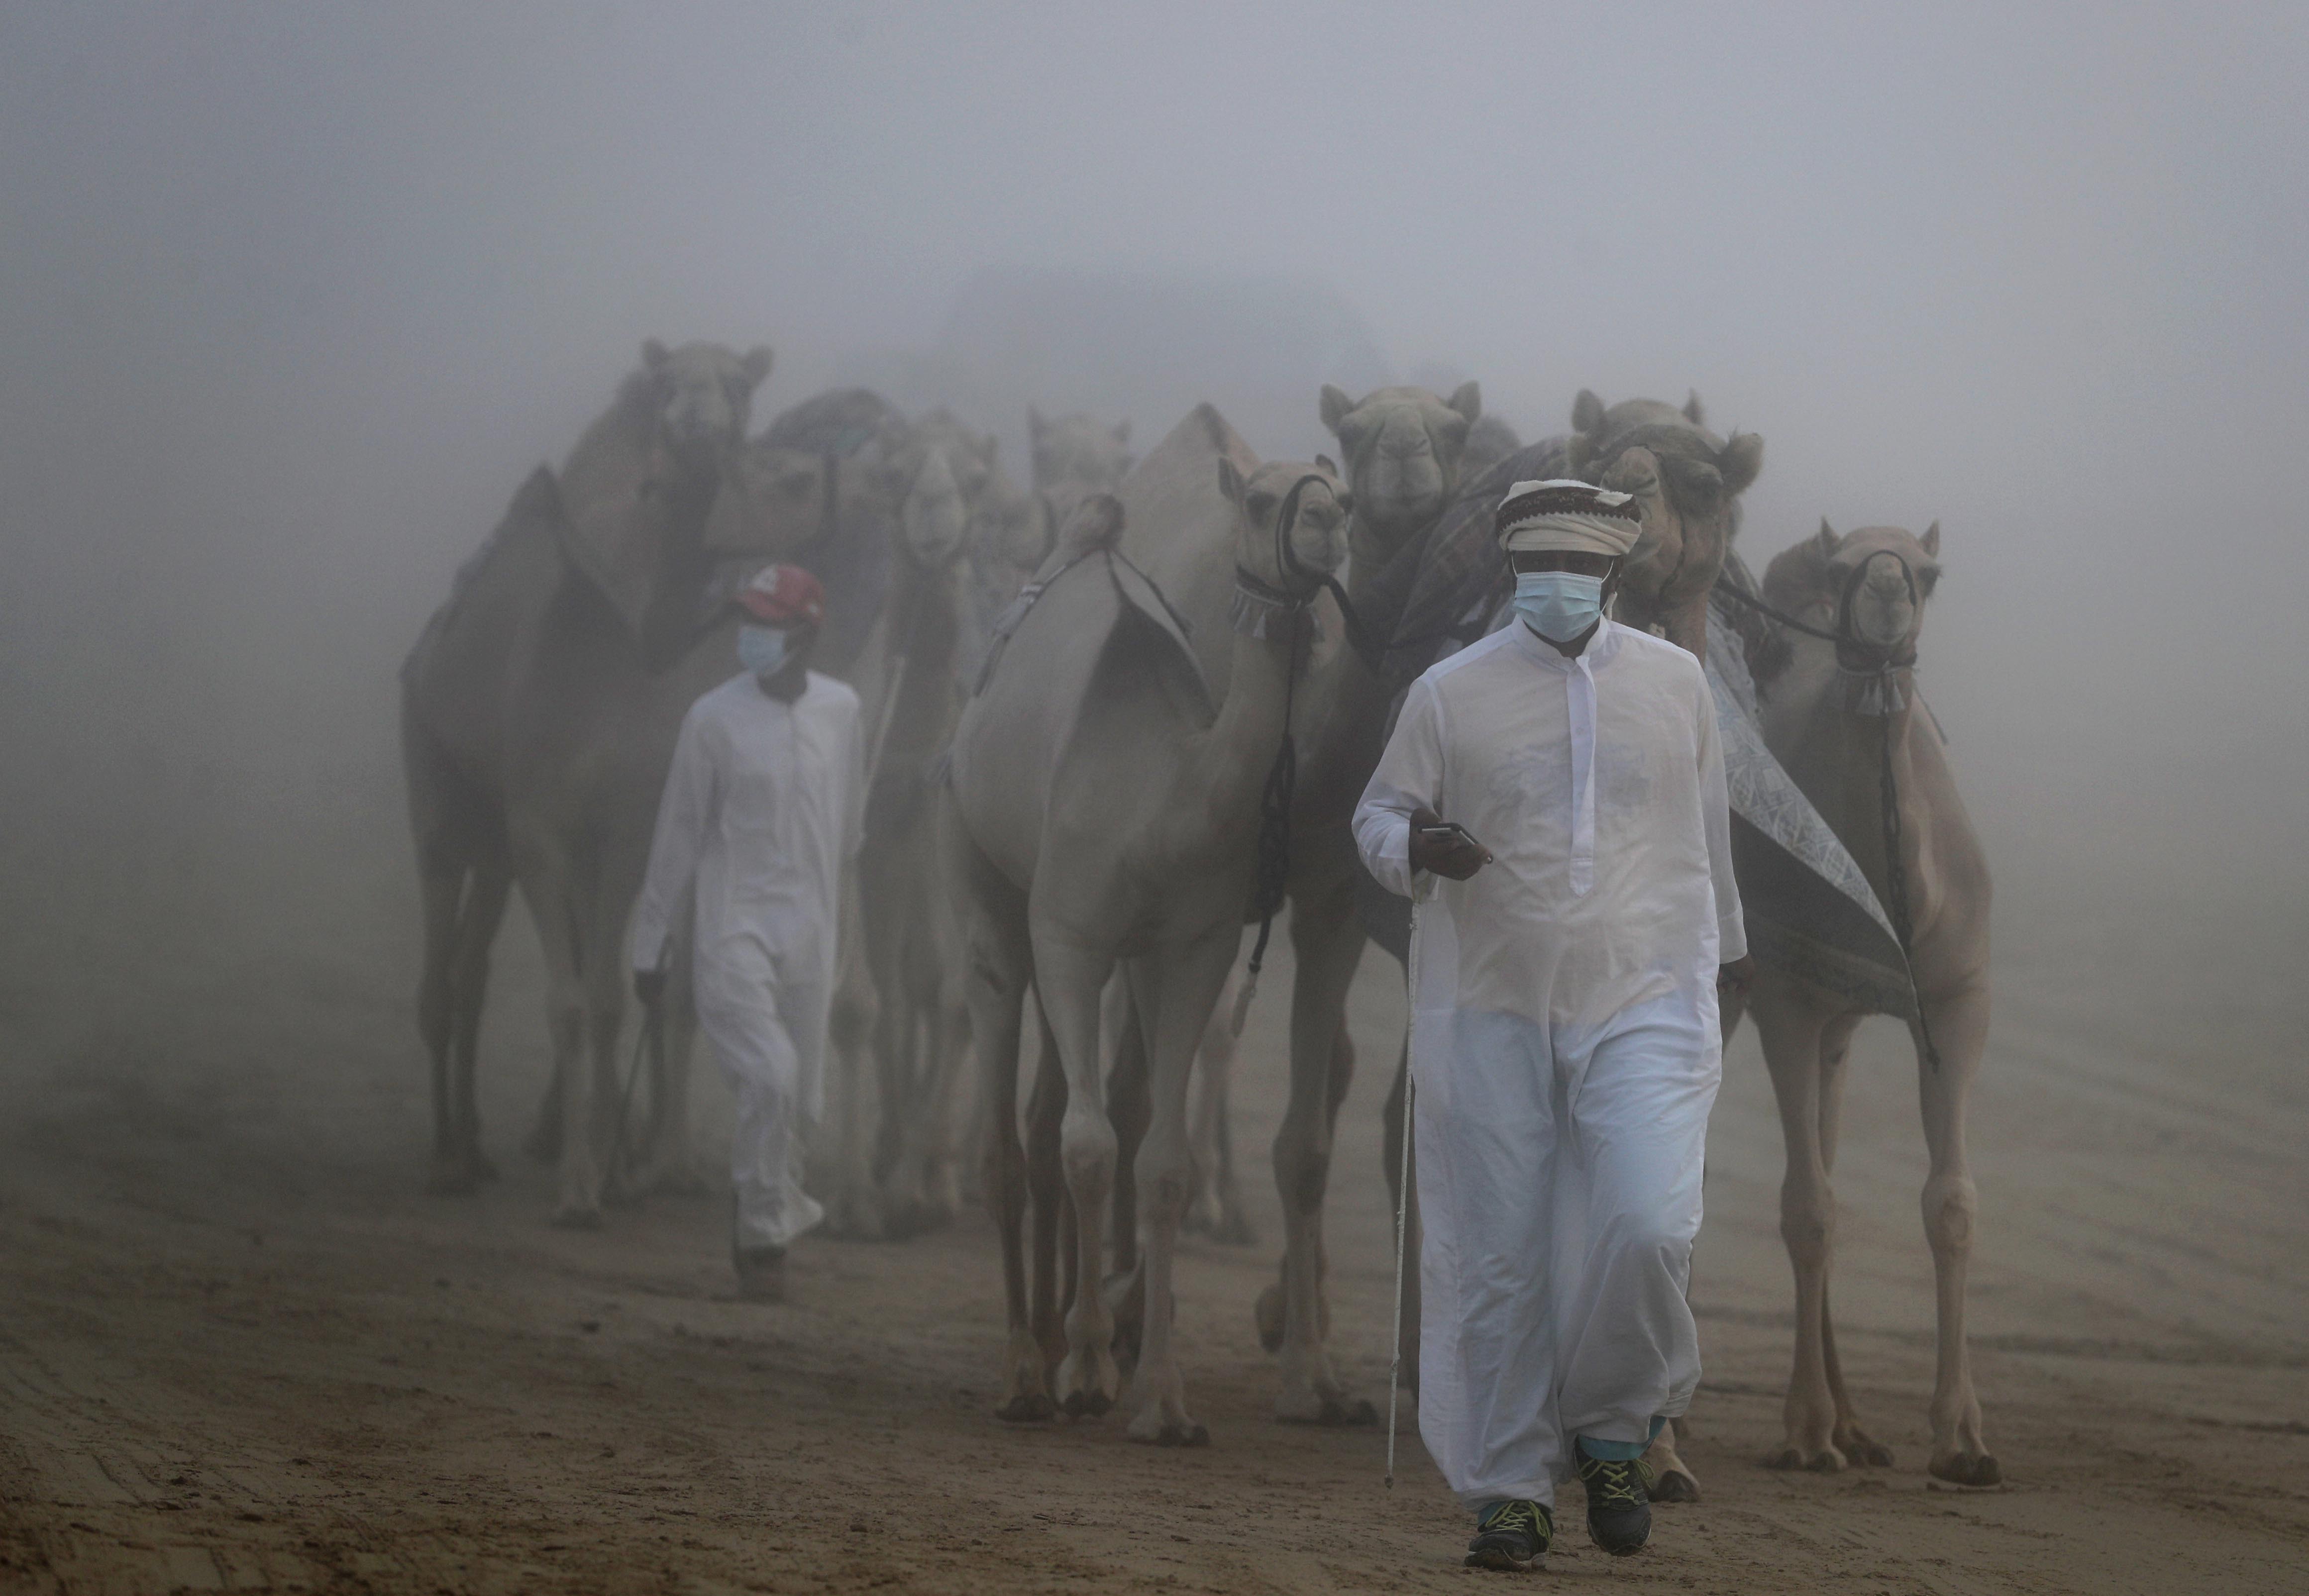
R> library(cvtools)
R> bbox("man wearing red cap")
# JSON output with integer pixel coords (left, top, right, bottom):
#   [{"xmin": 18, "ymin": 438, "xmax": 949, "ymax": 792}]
[{"xmin": 631, "ymin": 564, "xmax": 861, "ymax": 1301}]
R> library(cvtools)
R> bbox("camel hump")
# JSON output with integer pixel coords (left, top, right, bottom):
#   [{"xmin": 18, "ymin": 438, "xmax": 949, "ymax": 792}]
[{"xmin": 1054, "ymin": 493, "xmax": 1125, "ymax": 561}]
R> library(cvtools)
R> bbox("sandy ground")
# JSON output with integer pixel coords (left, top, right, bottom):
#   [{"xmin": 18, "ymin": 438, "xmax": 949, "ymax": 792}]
[{"xmin": 1, "ymin": 900, "xmax": 2304, "ymax": 1596}]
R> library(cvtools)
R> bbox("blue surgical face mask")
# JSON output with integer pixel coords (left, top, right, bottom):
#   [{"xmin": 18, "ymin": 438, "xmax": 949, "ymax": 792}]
[
  {"xmin": 1512, "ymin": 570, "xmax": 1608, "ymax": 643},
  {"xmin": 737, "ymin": 622, "xmax": 790, "ymax": 677}
]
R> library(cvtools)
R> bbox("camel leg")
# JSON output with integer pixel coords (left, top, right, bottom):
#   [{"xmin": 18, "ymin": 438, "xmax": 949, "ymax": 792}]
[
  {"xmin": 1918, "ymin": 982, "xmax": 1997, "ymax": 1486},
  {"xmin": 448, "ymin": 863, "xmax": 510, "ymax": 1184},
  {"xmin": 417, "ymin": 868, "xmax": 467, "ymax": 1192},
  {"xmin": 892, "ymin": 949, "xmax": 969, "ymax": 1236},
  {"xmin": 1267, "ymin": 871, "xmax": 1374, "ymax": 1426},
  {"xmin": 1186, "ymin": 968, "xmax": 1255, "ymax": 1245},
  {"xmin": 1753, "ymin": 974, "xmax": 1843, "ymax": 1469},
  {"xmin": 636, "ymin": 923, "xmax": 711, "ymax": 1197},
  {"xmin": 510, "ymin": 842, "xmax": 608, "ymax": 1230},
  {"xmin": 949, "ymin": 814, "xmax": 1048, "ymax": 1423},
  {"xmin": 1811, "ymin": 1014, "xmax": 1893, "ymax": 1467},
  {"xmin": 1024, "ymin": 1001, "xmax": 1069, "ymax": 1378},
  {"xmin": 1121, "ymin": 931, "xmax": 1233, "ymax": 1447},
  {"xmin": 1031, "ymin": 934, "xmax": 1123, "ymax": 1419},
  {"xmin": 1104, "ymin": 981, "xmax": 1150, "ymax": 1373},
  {"xmin": 824, "ymin": 866, "xmax": 886, "ymax": 1240}
]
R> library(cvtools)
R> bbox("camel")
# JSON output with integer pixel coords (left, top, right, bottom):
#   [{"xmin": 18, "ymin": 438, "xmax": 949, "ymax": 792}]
[
  {"xmin": 1741, "ymin": 520, "xmax": 1997, "ymax": 1487},
  {"xmin": 1072, "ymin": 382, "xmax": 1477, "ymax": 1425},
  {"xmin": 846, "ymin": 432, "xmax": 981, "ymax": 1240},
  {"xmin": 1460, "ymin": 411, "xmax": 1524, "ymax": 485},
  {"xmin": 401, "ymin": 338, "xmax": 804, "ymax": 1223},
  {"xmin": 740, "ymin": 396, "xmax": 1022, "ymax": 1242},
  {"xmin": 944, "ymin": 405, "xmax": 1350, "ymax": 1439}
]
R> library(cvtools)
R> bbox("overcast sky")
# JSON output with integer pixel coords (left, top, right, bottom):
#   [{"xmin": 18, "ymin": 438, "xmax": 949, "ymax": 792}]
[{"xmin": 1, "ymin": 1, "xmax": 2303, "ymax": 973}]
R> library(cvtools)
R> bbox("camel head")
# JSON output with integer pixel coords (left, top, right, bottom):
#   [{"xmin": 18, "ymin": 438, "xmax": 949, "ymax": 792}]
[
  {"xmin": 636, "ymin": 338, "xmax": 773, "ymax": 475},
  {"xmin": 1319, "ymin": 382, "xmax": 1482, "ymax": 548},
  {"xmin": 1029, "ymin": 408, "xmax": 1135, "ymax": 497},
  {"xmin": 1764, "ymin": 520, "xmax": 1944, "ymax": 665},
  {"xmin": 703, "ymin": 435, "xmax": 839, "ymax": 557},
  {"xmin": 1565, "ymin": 389, "xmax": 1763, "ymax": 656},
  {"xmin": 889, "ymin": 410, "xmax": 1022, "ymax": 570},
  {"xmin": 1218, "ymin": 456, "xmax": 1352, "ymax": 606},
  {"xmin": 979, "ymin": 469, "xmax": 1052, "ymax": 575}
]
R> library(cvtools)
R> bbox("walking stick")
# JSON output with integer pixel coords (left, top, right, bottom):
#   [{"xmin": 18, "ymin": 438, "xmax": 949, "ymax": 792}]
[{"xmin": 1385, "ymin": 1072, "xmax": 1415, "ymax": 1488}]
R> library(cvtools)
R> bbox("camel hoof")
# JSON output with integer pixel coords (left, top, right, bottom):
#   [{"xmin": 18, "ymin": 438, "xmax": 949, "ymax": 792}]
[
  {"xmin": 1649, "ymin": 1468, "xmax": 1701, "ymax": 1503},
  {"xmin": 549, "ymin": 1205, "xmax": 604, "ymax": 1232},
  {"xmin": 1766, "ymin": 1445, "xmax": 1845, "ymax": 1473},
  {"xmin": 1254, "ymin": 1283, "xmax": 1285, "ymax": 1354},
  {"xmin": 1062, "ymin": 1388, "xmax": 1112, "ymax": 1420},
  {"xmin": 1153, "ymin": 1422, "xmax": 1210, "ymax": 1448},
  {"xmin": 1843, "ymin": 1436, "xmax": 1895, "ymax": 1469},
  {"xmin": 1930, "ymin": 1452, "xmax": 2001, "ymax": 1488},
  {"xmin": 995, "ymin": 1393, "xmax": 1055, "ymax": 1425}
]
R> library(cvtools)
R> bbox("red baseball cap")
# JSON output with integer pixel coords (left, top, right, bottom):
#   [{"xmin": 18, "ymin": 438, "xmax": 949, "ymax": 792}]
[{"xmin": 736, "ymin": 563, "xmax": 826, "ymax": 627}]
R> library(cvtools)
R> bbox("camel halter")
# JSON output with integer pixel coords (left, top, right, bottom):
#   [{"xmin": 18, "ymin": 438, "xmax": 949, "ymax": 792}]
[
  {"xmin": 1227, "ymin": 474, "xmax": 1336, "ymax": 1035},
  {"xmin": 1714, "ymin": 552, "xmax": 1942, "ymax": 1071},
  {"xmin": 1232, "ymin": 472, "xmax": 1387, "ymax": 668}
]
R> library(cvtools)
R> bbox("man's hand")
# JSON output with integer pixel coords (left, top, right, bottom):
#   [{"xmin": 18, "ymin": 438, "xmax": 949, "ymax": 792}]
[
  {"xmin": 1716, "ymin": 954, "xmax": 1756, "ymax": 998},
  {"xmin": 633, "ymin": 968, "xmax": 668, "ymax": 1012},
  {"xmin": 1408, "ymin": 806, "xmax": 1492, "ymax": 881}
]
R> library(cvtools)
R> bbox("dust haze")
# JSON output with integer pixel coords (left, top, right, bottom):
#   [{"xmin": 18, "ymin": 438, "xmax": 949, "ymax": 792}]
[{"xmin": 0, "ymin": 3, "xmax": 2303, "ymax": 1589}]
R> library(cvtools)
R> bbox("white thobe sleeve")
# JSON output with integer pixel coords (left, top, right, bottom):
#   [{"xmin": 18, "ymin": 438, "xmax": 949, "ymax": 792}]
[
  {"xmin": 630, "ymin": 706, "xmax": 717, "ymax": 973},
  {"xmin": 1695, "ymin": 680, "xmax": 1747, "ymax": 963},
  {"xmin": 1354, "ymin": 677, "xmax": 1446, "ymax": 899}
]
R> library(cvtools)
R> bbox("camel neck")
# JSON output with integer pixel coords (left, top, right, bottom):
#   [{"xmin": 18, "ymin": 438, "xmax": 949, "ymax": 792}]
[{"xmin": 1198, "ymin": 612, "xmax": 1304, "ymax": 814}]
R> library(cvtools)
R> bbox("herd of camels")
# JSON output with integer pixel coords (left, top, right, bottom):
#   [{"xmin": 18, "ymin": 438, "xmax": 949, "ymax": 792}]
[{"xmin": 398, "ymin": 336, "xmax": 1999, "ymax": 1497}]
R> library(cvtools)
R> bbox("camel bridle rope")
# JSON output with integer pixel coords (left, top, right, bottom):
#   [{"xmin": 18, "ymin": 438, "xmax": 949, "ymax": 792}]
[{"xmin": 1715, "ymin": 557, "xmax": 1942, "ymax": 1071}]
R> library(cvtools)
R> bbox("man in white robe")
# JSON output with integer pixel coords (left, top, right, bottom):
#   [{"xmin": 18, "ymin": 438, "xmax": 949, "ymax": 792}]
[
  {"xmin": 632, "ymin": 563, "xmax": 862, "ymax": 1302},
  {"xmin": 1354, "ymin": 480, "xmax": 1750, "ymax": 1568}
]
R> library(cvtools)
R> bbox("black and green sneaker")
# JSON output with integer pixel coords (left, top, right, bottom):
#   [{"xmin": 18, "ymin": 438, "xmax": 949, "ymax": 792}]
[
  {"xmin": 1464, "ymin": 1498, "xmax": 1553, "ymax": 1572},
  {"xmin": 1576, "ymin": 1452, "xmax": 1654, "ymax": 1555}
]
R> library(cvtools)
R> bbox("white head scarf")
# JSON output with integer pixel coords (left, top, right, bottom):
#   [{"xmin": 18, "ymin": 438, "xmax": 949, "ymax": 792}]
[{"xmin": 1495, "ymin": 478, "xmax": 1642, "ymax": 556}]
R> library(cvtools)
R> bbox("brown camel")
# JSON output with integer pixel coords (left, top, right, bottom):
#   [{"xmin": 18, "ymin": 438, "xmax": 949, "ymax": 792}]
[
  {"xmin": 1744, "ymin": 520, "xmax": 1998, "ymax": 1487},
  {"xmin": 400, "ymin": 338, "xmax": 811, "ymax": 1224}
]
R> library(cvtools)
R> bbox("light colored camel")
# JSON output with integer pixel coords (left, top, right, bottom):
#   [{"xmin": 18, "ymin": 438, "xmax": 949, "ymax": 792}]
[
  {"xmin": 1744, "ymin": 520, "xmax": 1997, "ymax": 1487},
  {"xmin": 1103, "ymin": 382, "xmax": 1482, "ymax": 1425},
  {"xmin": 810, "ymin": 402, "xmax": 1020, "ymax": 1240},
  {"xmin": 400, "ymin": 338, "xmax": 794, "ymax": 1222},
  {"xmin": 944, "ymin": 404, "xmax": 1351, "ymax": 1439},
  {"xmin": 848, "ymin": 445, "xmax": 980, "ymax": 1239}
]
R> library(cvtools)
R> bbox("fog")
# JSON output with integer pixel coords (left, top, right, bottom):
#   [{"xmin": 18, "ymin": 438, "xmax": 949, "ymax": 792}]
[{"xmin": 2, "ymin": 0, "xmax": 2303, "ymax": 1041}]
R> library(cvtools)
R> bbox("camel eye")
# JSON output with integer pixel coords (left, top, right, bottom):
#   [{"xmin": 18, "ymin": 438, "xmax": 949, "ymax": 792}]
[{"xmin": 1246, "ymin": 491, "xmax": 1278, "ymax": 522}]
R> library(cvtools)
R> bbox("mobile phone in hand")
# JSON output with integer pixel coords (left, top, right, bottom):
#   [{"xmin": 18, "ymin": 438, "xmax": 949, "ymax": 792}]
[{"xmin": 1416, "ymin": 821, "xmax": 1475, "ymax": 845}]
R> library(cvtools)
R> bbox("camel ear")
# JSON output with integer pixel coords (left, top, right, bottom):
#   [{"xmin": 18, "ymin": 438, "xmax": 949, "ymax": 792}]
[
  {"xmin": 1920, "ymin": 520, "xmax": 1941, "ymax": 557},
  {"xmin": 642, "ymin": 338, "xmax": 669, "ymax": 370},
  {"xmin": 1447, "ymin": 381, "xmax": 1482, "ymax": 425},
  {"xmin": 739, "ymin": 346, "xmax": 773, "ymax": 390},
  {"xmin": 1319, "ymin": 384, "xmax": 1356, "ymax": 436},
  {"xmin": 1814, "ymin": 519, "xmax": 1840, "ymax": 558},
  {"xmin": 1216, "ymin": 457, "xmax": 1246, "ymax": 507},
  {"xmin": 1683, "ymin": 390, "xmax": 1706, "ymax": 426},
  {"xmin": 1572, "ymin": 389, "xmax": 1608, "ymax": 436},
  {"xmin": 1112, "ymin": 419, "xmax": 1130, "ymax": 446},
  {"xmin": 1719, "ymin": 431, "xmax": 1763, "ymax": 497},
  {"xmin": 1316, "ymin": 453, "xmax": 1340, "ymax": 479}
]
